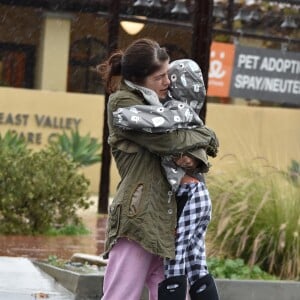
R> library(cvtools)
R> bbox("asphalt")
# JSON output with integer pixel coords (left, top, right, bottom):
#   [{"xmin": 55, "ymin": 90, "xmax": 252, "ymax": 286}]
[{"xmin": 0, "ymin": 256, "xmax": 74, "ymax": 300}]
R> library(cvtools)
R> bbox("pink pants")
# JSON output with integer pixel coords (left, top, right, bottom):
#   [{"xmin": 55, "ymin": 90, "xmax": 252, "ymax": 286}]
[{"xmin": 102, "ymin": 238, "xmax": 164, "ymax": 300}]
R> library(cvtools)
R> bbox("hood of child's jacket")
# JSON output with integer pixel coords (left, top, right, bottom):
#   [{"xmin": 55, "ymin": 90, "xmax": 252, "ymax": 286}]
[{"xmin": 168, "ymin": 59, "xmax": 206, "ymax": 115}]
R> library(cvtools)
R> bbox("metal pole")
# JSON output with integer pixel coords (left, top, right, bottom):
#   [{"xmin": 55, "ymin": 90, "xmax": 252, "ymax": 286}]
[
  {"xmin": 191, "ymin": 0, "xmax": 214, "ymax": 124},
  {"xmin": 98, "ymin": 0, "xmax": 121, "ymax": 214},
  {"xmin": 227, "ymin": 0, "xmax": 234, "ymax": 31}
]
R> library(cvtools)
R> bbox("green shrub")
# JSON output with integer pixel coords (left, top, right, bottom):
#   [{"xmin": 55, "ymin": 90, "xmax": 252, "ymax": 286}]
[
  {"xmin": 0, "ymin": 130, "xmax": 29, "ymax": 154},
  {"xmin": 207, "ymin": 158, "xmax": 300, "ymax": 280},
  {"xmin": 207, "ymin": 257, "xmax": 277, "ymax": 280},
  {"xmin": 45, "ymin": 223, "xmax": 90, "ymax": 236},
  {"xmin": 50, "ymin": 130, "xmax": 101, "ymax": 166},
  {"xmin": 46, "ymin": 255, "xmax": 100, "ymax": 274},
  {"xmin": 0, "ymin": 146, "xmax": 91, "ymax": 234},
  {"xmin": 47, "ymin": 255, "xmax": 66, "ymax": 269}
]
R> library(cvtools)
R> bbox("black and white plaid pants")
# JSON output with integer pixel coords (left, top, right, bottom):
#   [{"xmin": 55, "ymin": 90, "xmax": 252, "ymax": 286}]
[{"xmin": 164, "ymin": 181, "xmax": 212, "ymax": 286}]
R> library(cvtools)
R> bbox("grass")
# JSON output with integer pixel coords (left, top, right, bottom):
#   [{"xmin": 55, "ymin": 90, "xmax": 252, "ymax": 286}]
[
  {"xmin": 206, "ymin": 157, "xmax": 300, "ymax": 280},
  {"xmin": 45, "ymin": 223, "xmax": 90, "ymax": 236},
  {"xmin": 46, "ymin": 255, "xmax": 101, "ymax": 274},
  {"xmin": 207, "ymin": 257, "xmax": 277, "ymax": 280}
]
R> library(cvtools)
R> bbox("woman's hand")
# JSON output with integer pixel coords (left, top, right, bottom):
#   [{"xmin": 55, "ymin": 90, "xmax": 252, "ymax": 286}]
[{"xmin": 174, "ymin": 155, "xmax": 198, "ymax": 170}]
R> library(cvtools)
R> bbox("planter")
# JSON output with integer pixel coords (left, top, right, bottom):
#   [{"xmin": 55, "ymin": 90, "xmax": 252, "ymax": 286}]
[
  {"xmin": 215, "ymin": 278, "xmax": 300, "ymax": 300},
  {"xmin": 34, "ymin": 262, "xmax": 300, "ymax": 300},
  {"xmin": 34, "ymin": 261, "xmax": 104, "ymax": 300},
  {"xmin": 34, "ymin": 261, "xmax": 149, "ymax": 300}
]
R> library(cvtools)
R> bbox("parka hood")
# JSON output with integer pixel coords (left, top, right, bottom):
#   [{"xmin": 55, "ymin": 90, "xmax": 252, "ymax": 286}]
[{"xmin": 167, "ymin": 59, "xmax": 206, "ymax": 114}]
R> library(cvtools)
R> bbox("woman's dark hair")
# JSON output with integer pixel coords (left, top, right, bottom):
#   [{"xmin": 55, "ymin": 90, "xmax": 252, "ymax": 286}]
[{"xmin": 98, "ymin": 38, "xmax": 169, "ymax": 93}]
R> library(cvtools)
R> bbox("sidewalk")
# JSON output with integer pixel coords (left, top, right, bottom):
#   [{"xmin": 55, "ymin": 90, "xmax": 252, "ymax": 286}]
[{"xmin": 0, "ymin": 256, "xmax": 74, "ymax": 300}]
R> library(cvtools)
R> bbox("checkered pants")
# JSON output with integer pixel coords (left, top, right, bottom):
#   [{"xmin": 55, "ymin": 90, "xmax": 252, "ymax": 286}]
[{"xmin": 164, "ymin": 181, "xmax": 212, "ymax": 286}]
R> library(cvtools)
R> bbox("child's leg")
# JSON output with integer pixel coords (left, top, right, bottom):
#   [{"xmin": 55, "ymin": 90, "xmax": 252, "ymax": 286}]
[
  {"xmin": 182, "ymin": 183, "xmax": 219, "ymax": 300},
  {"xmin": 165, "ymin": 183, "xmax": 211, "ymax": 280},
  {"xmin": 164, "ymin": 185, "xmax": 191, "ymax": 278},
  {"xmin": 183, "ymin": 182, "xmax": 211, "ymax": 286}
]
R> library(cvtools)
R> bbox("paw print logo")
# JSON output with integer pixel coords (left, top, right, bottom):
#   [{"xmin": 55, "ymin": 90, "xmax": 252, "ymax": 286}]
[
  {"xmin": 207, "ymin": 42, "xmax": 235, "ymax": 97},
  {"xmin": 209, "ymin": 50, "xmax": 226, "ymax": 79}
]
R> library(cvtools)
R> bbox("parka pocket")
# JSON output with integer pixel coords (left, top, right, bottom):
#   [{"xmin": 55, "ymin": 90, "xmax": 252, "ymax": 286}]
[
  {"xmin": 108, "ymin": 204, "xmax": 121, "ymax": 239},
  {"xmin": 128, "ymin": 184, "xmax": 144, "ymax": 217}
]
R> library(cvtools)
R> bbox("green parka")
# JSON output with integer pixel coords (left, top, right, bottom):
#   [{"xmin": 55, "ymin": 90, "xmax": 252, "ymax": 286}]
[{"xmin": 103, "ymin": 83, "xmax": 218, "ymax": 259}]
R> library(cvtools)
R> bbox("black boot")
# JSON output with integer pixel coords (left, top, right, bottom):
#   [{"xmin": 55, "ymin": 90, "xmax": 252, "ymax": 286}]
[
  {"xmin": 189, "ymin": 274, "xmax": 219, "ymax": 300},
  {"xmin": 158, "ymin": 275, "xmax": 187, "ymax": 300}
]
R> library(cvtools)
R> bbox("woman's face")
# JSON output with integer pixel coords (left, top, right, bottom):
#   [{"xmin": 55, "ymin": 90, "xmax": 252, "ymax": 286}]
[{"xmin": 143, "ymin": 60, "xmax": 170, "ymax": 99}]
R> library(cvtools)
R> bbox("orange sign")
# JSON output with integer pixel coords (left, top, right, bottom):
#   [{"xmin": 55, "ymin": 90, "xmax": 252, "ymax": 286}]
[{"xmin": 207, "ymin": 42, "xmax": 235, "ymax": 97}]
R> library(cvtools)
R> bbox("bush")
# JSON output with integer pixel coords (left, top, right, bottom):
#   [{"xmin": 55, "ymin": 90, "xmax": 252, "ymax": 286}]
[
  {"xmin": 207, "ymin": 257, "xmax": 277, "ymax": 280},
  {"xmin": 50, "ymin": 130, "xmax": 102, "ymax": 166},
  {"xmin": 0, "ymin": 146, "xmax": 91, "ymax": 234},
  {"xmin": 45, "ymin": 223, "xmax": 90, "ymax": 236},
  {"xmin": 0, "ymin": 130, "xmax": 29, "ymax": 155},
  {"xmin": 207, "ymin": 157, "xmax": 300, "ymax": 280}
]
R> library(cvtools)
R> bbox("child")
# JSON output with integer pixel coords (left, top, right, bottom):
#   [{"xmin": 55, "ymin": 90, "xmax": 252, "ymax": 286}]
[{"xmin": 113, "ymin": 59, "xmax": 219, "ymax": 300}]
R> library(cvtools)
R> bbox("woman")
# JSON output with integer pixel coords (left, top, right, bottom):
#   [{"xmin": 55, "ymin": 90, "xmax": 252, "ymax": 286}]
[
  {"xmin": 106, "ymin": 58, "xmax": 220, "ymax": 300},
  {"xmin": 99, "ymin": 38, "xmax": 216, "ymax": 300}
]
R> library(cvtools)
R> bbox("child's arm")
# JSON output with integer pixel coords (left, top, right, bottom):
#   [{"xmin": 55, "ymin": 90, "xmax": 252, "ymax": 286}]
[
  {"xmin": 112, "ymin": 100, "xmax": 219, "ymax": 158},
  {"xmin": 113, "ymin": 100, "xmax": 203, "ymax": 133}
]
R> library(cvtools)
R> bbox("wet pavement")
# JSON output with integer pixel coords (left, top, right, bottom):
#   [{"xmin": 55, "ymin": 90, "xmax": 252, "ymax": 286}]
[
  {"xmin": 0, "ymin": 257, "xmax": 74, "ymax": 299},
  {"xmin": 0, "ymin": 203, "xmax": 108, "ymax": 299},
  {"xmin": 0, "ymin": 206, "xmax": 107, "ymax": 260}
]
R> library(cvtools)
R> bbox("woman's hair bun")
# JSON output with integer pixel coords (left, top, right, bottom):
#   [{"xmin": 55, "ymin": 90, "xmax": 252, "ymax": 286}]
[{"xmin": 108, "ymin": 50, "xmax": 123, "ymax": 76}]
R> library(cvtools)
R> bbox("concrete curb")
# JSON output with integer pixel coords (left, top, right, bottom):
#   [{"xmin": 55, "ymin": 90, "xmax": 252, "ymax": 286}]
[
  {"xmin": 34, "ymin": 261, "xmax": 149, "ymax": 299},
  {"xmin": 215, "ymin": 278, "xmax": 300, "ymax": 300},
  {"xmin": 34, "ymin": 262, "xmax": 300, "ymax": 300},
  {"xmin": 34, "ymin": 261, "xmax": 103, "ymax": 300}
]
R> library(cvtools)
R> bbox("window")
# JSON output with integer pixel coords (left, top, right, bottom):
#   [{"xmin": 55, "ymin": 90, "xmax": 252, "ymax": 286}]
[
  {"xmin": 68, "ymin": 37, "xmax": 107, "ymax": 94},
  {"xmin": 0, "ymin": 43, "xmax": 35, "ymax": 88}
]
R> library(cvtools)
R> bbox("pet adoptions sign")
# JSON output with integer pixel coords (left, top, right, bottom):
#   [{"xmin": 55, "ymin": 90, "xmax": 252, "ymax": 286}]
[{"xmin": 230, "ymin": 45, "xmax": 300, "ymax": 105}]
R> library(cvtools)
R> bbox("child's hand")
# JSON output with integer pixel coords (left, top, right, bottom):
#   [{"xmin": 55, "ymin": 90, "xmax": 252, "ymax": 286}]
[{"xmin": 174, "ymin": 155, "xmax": 198, "ymax": 170}]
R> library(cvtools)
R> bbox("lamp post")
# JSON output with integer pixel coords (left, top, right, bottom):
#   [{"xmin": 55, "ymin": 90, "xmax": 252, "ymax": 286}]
[
  {"xmin": 98, "ymin": 0, "xmax": 121, "ymax": 214},
  {"xmin": 191, "ymin": 0, "xmax": 214, "ymax": 124}
]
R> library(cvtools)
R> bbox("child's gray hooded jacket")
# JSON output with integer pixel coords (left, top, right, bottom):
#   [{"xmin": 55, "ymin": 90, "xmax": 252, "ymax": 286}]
[{"xmin": 113, "ymin": 59, "xmax": 218, "ymax": 191}]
